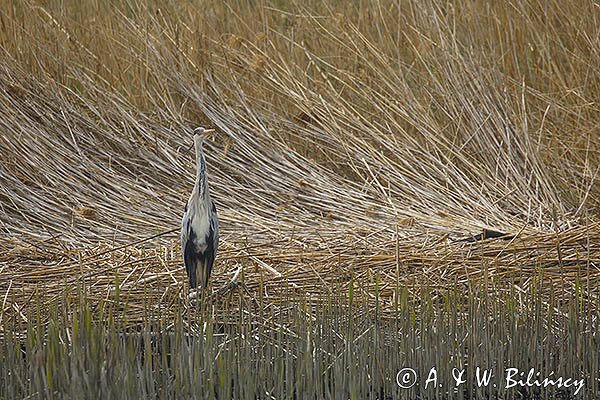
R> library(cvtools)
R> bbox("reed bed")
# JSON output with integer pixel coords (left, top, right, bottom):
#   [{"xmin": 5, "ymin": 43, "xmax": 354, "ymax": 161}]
[
  {"xmin": 1, "ymin": 283, "xmax": 598, "ymax": 399},
  {"xmin": 1, "ymin": 224, "xmax": 600, "ymax": 329},
  {"xmin": 0, "ymin": 0, "xmax": 598, "ymax": 398}
]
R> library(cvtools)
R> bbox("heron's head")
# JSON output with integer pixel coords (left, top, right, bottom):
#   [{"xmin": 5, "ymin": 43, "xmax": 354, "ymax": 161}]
[
  {"xmin": 192, "ymin": 127, "xmax": 216, "ymax": 151},
  {"xmin": 192, "ymin": 127, "xmax": 216, "ymax": 139}
]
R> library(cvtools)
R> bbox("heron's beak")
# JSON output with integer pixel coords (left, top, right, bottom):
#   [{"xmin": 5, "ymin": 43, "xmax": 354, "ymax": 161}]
[{"xmin": 200, "ymin": 128, "xmax": 216, "ymax": 137}]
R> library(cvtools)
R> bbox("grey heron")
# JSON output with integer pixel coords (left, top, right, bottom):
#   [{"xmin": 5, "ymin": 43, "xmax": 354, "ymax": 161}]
[{"xmin": 181, "ymin": 127, "xmax": 219, "ymax": 289}]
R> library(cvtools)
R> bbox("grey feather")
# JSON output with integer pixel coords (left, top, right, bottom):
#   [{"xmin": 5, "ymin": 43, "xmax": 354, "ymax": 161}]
[{"xmin": 180, "ymin": 127, "xmax": 219, "ymax": 289}]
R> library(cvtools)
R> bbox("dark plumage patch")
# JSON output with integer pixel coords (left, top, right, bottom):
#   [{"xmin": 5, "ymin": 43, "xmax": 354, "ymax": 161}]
[
  {"xmin": 183, "ymin": 229, "xmax": 199, "ymax": 288},
  {"xmin": 202, "ymin": 223, "xmax": 216, "ymax": 288},
  {"xmin": 182, "ymin": 209, "xmax": 218, "ymax": 289},
  {"xmin": 461, "ymin": 229, "xmax": 514, "ymax": 243}
]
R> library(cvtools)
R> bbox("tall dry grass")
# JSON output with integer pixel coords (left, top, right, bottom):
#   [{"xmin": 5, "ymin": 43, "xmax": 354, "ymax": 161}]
[
  {"xmin": 0, "ymin": 0, "xmax": 598, "ymax": 344},
  {"xmin": 0, "ymin": 0, "xmax": 597, "ymax": 243},
  {"xmin": 0, "ymin": 0, "xmax": 599, "ymax": 398}
]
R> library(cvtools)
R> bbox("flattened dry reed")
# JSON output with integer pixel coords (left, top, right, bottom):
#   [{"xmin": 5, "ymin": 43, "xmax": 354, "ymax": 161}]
[
  {"xmin": 0, "ymin": 2, "xmax": 598, "ymax": 398},
  {"xmin": 0, "ymin": 0, "xmax": 598, "ymax": 327},
  {"xmin": 1, "ymin": 224, "xmax": 599, "ymax": 330}
]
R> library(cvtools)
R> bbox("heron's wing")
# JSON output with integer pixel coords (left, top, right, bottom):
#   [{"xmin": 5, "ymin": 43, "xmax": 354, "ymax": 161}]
[
  {"xmin": 183, "ymin": 228, "xmax": 200, "ymax": 288},
  {"xmin": 181, "ymin": 203, "xmax": 200, "ymax": 288},
  {"xmin": 211, "ymin": 201, "xmax": 219, "ymax": 255},
  {"xmin": 201, "ymin": 201, "xmax": 219, "ymax": 284},
  {"xmin": 180, "ymin": 201, "xmax": 189, "ymax": 249}
]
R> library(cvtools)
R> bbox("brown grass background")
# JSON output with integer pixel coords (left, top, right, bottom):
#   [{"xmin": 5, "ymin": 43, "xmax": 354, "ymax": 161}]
[{"xmin": 0, "ymin": 0, "xmax": 599, "ymax": 324}]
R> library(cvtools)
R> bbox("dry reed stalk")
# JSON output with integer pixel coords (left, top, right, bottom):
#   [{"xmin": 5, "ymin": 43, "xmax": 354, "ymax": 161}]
[
  {"xmin": 1, "ymin": 224, "xmax": 599, "ymax": 330},
  {"xmin": 0, "ymin": 0, "xmax": 598, "ymax": 328}
]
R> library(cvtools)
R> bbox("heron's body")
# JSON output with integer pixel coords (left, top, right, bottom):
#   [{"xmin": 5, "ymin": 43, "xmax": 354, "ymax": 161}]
[{"xmin": 180, "ymin": 127, "xmax": 219, "ymax": 289}]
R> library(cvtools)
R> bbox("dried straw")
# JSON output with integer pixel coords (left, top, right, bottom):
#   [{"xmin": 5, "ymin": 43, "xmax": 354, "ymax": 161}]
[{"xmin": 0, "ymin": 0, "xmax": 598, "ymax": 327}]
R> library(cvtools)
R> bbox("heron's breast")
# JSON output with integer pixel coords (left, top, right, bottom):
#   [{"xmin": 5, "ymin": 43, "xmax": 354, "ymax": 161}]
[{"xmin": 190, "ymin": 209, "xmax": 211, "ymax": 247}]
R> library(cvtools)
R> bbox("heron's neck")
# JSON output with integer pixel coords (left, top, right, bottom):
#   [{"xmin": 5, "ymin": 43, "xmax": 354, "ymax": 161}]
[{"xmin": 194, "ymin": 139, "xmax": 210, "ymax": 202}]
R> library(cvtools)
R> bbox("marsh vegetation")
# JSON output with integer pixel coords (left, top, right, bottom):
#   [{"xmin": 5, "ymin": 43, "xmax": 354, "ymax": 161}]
[{"xmin": 0, "ymin": 0, "xmax": 598, "ymax": 398}]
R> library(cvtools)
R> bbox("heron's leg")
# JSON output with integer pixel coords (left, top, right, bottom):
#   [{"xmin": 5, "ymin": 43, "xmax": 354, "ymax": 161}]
[
  {"xmin": 187, "ymin": 288, "xmax": 200, "ymax": 300},
  {"xmin": 187, "ymin": 286, "xmax": 209, "ymax": 300}
]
